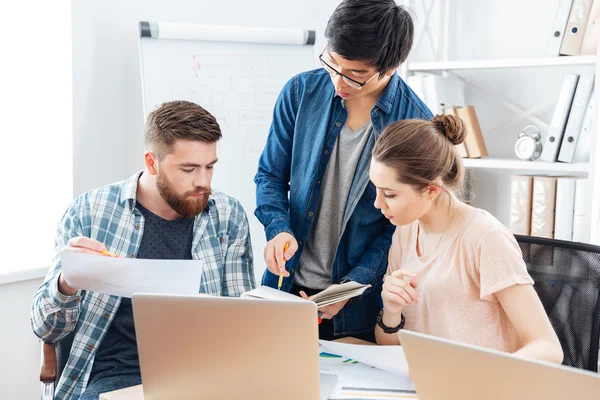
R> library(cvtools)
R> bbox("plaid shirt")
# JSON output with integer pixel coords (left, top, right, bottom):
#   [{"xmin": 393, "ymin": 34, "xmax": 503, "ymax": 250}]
[{"xmin": 30, "ymin": 172, "xmax": 255, "ymax": 399}]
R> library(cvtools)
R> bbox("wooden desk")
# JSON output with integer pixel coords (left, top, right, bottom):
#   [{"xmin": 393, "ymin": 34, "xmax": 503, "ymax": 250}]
[{"xmin": 99, "ymin": 337, "xmax": 373, "ymax": 399}]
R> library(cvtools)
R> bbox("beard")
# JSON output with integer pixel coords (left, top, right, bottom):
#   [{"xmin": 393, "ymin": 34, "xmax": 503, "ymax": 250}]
[{"xmin": 156, "ymin": 172, "xmax": 211, "ymax": 218}]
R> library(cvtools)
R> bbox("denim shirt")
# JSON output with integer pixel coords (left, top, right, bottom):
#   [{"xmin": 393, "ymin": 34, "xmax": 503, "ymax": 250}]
[{"xmin": 255, "ymin": 68, "xmax": 432, "ymax": 336}]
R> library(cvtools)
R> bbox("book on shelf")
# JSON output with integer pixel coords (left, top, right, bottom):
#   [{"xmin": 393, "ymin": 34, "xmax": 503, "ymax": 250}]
[
  {"xmin": 560, "ymin": 0, "xmax": 594, "ymax": 56},
  {"xmin": 455, "ymin": 106, "xmax": 488, "ymax": 158},
  {"xmin": 241, "ymin": 281, "xmax": 371, "ymax": 308},
  {"xmin": 509, "ymin": 175, "xmax": 588, "ymax": 243},
  {"xmin": 509, "ymin": 175, "xmax": 534, "ymax": 236},
  {"xmin": 547, "ymin": 0, "xmax": 599, "ymax": 56}
]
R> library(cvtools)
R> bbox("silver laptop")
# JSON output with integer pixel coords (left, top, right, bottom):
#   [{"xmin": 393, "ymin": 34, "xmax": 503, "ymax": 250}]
[
  {"xmin": 132, "ymin": 293, "xmax": 336, "ymax": 400},
  {"xmin": 398, "ymin": 330, "xmax": 600, "ymax": 400}
]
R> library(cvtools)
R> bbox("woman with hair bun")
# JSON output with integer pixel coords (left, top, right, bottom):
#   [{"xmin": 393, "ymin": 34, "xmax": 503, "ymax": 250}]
[{"xmin": 370, "ymin": 114, "xmax": 563, "ymax": 364}]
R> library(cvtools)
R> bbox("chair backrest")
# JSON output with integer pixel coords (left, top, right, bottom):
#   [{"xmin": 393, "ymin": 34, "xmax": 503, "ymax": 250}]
[
  {"xmin": 55, "ymin": 331, "xmax": 75, "ymax": 385},
  {"xmin": 515, "ymin": 235, "xmax": 600, "ymax": 372}
]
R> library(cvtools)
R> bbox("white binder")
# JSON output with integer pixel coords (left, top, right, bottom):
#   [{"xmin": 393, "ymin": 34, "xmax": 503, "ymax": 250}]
[
  {"xmin": 558, "ymin": 74, "xmax": 595, "ymax": 162},
  {"xmin": 572, "ymin": 94, "xmax": 595, "ymax": 162},
  {"xmin": 547, "ymin": 0, "xmax": 575, "ymax": 56},
  {"xmin": 554, "ymin": 178, "xmax": 576, "ymax": 240},
  {"xmin": 540, "ymin": 73, "xmax": 579, "ymax": 162},
  {"xmin": 559, "ymin": 91, "xmax": 597, "ymax": 163},
  {"xmin": 572, "ymin": 178, "xmax": 590, "ymax": 242}
]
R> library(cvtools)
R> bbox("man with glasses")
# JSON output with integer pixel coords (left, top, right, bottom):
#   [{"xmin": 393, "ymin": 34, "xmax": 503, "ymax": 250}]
[{"xmin": 254, "ymin": 0, "xmax": 432, "ymax": 342}]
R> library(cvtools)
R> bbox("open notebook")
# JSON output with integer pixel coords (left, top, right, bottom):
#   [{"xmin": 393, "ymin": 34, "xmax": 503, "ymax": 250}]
[{"xmin": 241, "ymin": 282, "xmax": 371, "ymax": 308}]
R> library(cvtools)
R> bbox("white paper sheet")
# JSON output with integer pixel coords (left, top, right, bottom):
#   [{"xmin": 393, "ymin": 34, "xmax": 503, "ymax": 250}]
[
  {"xmin": 319, "ymin": 352, "xmax": 415, "ymax": 399},
  {"xmin": 319, "ymin": 373, "xmax": 338, "ymax": 400},
  {"xmin": 60, "ymin": 251, "xmax": 203, "ymax": 297},
  {"xmin": 319, "ymin": 340, "xmax": 410, "ymax": 377},
  {"xmin": 241, "ymin": 285, "xmax": 306, "ymax": 302}
]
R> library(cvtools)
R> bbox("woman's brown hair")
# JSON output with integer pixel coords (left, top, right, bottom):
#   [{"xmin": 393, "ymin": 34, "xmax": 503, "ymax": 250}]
[{"xmin": 372, "ymin": 114, "xmax": 468, "ymax": 197}]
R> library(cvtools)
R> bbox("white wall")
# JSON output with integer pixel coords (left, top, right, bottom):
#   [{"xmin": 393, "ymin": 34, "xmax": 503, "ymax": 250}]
[{"xmin": 0, "ymin": 278, "xmax": 44, "ymax": 399}]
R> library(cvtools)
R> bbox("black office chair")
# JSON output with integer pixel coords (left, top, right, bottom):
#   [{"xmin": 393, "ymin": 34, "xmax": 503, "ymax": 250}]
[
  {"xmin": 40, "ymin": 331, "xmax": 75, "ymax": 400},
  {"xmin": 515, "ymin": 235, "xmax": 600, "ymax": 372}
]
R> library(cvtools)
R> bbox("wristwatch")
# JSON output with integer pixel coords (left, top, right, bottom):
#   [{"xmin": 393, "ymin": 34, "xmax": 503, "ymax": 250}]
[{"xmin": 376, "ymin": 308, "xmax": 405, "ymax": 334}]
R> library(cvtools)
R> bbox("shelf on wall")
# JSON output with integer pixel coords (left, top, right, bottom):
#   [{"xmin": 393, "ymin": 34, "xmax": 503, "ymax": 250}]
[
  {"xmin": 462, "ymin": 158, "xmax": 589, "ymax": 175},
  {"xmin": 408, "ymin": 55, "xmax": 597, "ymax": 71}
]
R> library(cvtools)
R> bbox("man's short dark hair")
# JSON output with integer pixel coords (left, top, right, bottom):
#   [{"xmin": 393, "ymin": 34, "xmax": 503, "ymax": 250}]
[
  {"xmin": 145, "ymin": 101, "xmax": 222, "ymax": 159},
  {"xmin": 324, "ymin": 0, "xmax": 414, "ymax": 75}
]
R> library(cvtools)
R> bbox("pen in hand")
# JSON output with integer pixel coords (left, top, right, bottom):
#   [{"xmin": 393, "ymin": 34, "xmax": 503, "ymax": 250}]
[
  {"xmin": 278, "ymin": 243, "xmax": 290, "ymax": 291},
  {"xmin": 101, "ymin": 249, "xmax": 118, "ymax": 257}
]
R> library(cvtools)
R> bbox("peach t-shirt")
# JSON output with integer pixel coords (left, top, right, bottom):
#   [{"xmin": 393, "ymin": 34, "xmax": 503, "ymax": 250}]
[{"xmin": 388, "ymin": 206, "xmax": 534, "ymax": 353}]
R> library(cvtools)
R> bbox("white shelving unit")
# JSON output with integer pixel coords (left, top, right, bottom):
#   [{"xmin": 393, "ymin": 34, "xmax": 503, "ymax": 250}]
[
  {"xmin": 402, "ymin": 0, "xmax": 600, "ymax": 244},
  {"xmin": 462, "ymin": 158, "xmax": 590, "ymax": 175},
  {"xmin": 408, "ymin": 55, "xmax": 597, "ymax": 72}
]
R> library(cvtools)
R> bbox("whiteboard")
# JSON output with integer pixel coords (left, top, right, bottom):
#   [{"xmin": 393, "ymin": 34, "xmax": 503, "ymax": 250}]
[{"xmin": 139, "ymin": 22, "xmax": 316, "ymax": 281}]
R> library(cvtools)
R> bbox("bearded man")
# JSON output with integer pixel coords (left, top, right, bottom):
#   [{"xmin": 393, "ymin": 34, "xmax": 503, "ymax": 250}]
[{"xmin": 31, "ymin": 100, "xmax": 255, "ymax": 400}]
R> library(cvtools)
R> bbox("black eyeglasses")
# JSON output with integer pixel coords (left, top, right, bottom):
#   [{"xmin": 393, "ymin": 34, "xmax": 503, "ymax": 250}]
[{"xmin": 319, "ymin": 51, "xmax": 378, "ymax": 90}]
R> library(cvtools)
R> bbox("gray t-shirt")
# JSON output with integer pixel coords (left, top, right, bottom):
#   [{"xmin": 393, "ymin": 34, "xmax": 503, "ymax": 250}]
[
  {"xmin": 295, "ymin": 122, "xmax": 373, "ymax": 289},
  {"xmin": 89, "ymin": 202, "xmax": 194, "ymax": 383}
]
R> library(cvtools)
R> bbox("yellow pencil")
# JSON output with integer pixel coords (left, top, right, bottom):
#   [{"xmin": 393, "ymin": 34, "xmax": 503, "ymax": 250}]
[
  {"xmin": 278, "ymin": 243, "xmax": 290, "ymax": 291},
  {"xmin": 101, "ymin": 249, "xmax": 117, "ymax": 257}
]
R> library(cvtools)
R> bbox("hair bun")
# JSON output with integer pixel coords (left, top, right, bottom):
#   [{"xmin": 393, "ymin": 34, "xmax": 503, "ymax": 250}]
[{"xmin": 432, "ymin": 114, "xmax": 467, "ymax": 146}]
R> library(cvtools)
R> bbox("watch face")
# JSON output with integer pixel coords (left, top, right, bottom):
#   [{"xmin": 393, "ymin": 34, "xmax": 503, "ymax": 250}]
[{"xmin": 515, "ymin": 137, "xmax": 536, "ymax": 160}]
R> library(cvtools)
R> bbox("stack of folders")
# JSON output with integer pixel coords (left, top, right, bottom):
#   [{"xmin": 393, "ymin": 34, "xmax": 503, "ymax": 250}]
[
  {"xmin": 539, "ymin": 72, "xmax": 595, "ymax": 164},
  {"xmin": 509, "ymin": 175, "xmax": 589, "ymax": 243},
  {"xmin": 406, "ymin": 74, "xmax": 488, "ymax": 158},
  {"xmin": 547, "ymin": 0, "xmax": 600, "ymax": 56}
]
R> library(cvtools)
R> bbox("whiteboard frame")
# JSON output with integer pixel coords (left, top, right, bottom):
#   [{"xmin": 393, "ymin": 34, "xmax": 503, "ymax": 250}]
[{"xmin": 139, "ymin": 21, "xmax": 316, "ymax": 46}]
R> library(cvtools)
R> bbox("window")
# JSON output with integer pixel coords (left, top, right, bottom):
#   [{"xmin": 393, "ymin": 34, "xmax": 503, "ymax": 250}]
[{"xmin": 0, "ymin": 2, "xmax": 72, "ymax": 274}]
